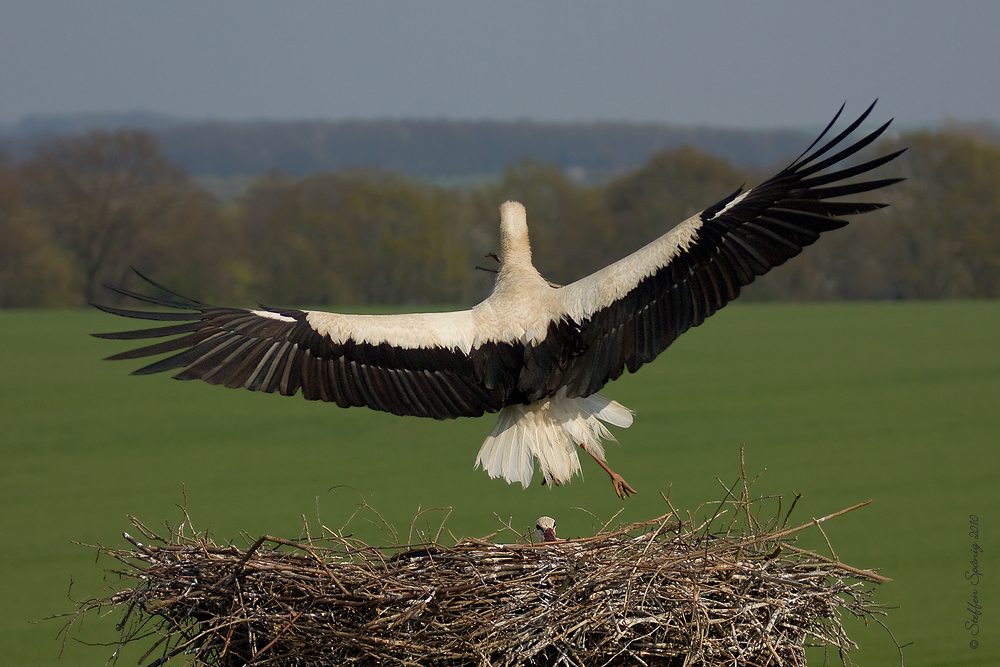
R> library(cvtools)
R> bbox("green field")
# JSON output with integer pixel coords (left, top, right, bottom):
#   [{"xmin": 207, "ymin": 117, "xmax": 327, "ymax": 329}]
[{"xmin": 2, "ymin": 301, "xmax": 997, "ymax": 666}]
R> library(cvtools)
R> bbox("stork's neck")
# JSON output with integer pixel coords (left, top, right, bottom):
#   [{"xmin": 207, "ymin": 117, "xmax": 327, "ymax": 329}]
[{"xmin": 498, "ymin": 201, "xmax": 536, "ymax": 277}]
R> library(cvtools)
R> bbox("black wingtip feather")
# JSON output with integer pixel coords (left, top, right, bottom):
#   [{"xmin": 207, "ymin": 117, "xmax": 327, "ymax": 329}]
[
  {"xmin": 128, "ymin": 267, "xmax": 204, "ymax": 306},
  {"xmin": 90, "ymin": 302, "xmax": 200, "ymax": 325},
  {"xmin": 790, "ymin": 101, "xmax": 848, "ymax": 165},
  {"xmin": 796, "ymin": 100, "xmax": 878, "ymax": 168}
]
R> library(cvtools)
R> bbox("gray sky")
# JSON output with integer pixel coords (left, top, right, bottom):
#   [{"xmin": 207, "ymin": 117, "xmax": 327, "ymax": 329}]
[{"xmin": 3, "ymin": 1, "xmax": 997, "ymax": 129}]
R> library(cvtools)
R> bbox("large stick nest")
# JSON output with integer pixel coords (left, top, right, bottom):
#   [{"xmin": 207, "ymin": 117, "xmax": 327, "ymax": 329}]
[{"xmin": 64, "ymin": 478, "xmax": 891, "ymax": 666}]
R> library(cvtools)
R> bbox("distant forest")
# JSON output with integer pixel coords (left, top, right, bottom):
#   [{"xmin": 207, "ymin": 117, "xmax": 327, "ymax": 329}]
[
  {"xmin": 1, "ymin": 116, "xmax": 999, "ymax": 308},
  {"xmin": 1, "ymin": 113, "xmax": 814, "ymax": 185}
]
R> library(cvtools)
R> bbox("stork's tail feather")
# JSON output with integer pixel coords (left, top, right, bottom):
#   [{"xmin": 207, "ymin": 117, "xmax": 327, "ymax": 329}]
[
  {"xmin": 578, "ymin": 393, "xmax": 634, "ymax": 429},
  {"xmin": 475, "ymin": 390, "xmax": 633, "ymax": 488}
]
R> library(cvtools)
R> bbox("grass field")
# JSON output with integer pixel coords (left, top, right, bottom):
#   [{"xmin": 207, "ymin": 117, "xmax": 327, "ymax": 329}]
[{"xmin": 1, "ymin": 301, "xmax": 997, "ymax": 666}]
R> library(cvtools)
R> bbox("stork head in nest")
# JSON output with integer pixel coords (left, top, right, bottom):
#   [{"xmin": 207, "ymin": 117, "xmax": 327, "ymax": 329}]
[{"xmin": 534, "ymin": 516, "xmax": 557, "ymax": 542}]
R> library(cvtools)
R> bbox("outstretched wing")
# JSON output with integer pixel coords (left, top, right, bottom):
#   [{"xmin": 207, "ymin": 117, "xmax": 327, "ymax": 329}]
[
  {"xmin": 92, "ymin": 274, "xmax": 517, "ymax": 420},
  {"xmin": 546, "ymin": 102, "xmax": 904, "ymax": 399}
]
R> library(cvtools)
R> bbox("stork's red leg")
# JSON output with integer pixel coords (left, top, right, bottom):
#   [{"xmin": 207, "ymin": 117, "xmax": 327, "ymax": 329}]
[{"xmin": 579, "ymin": 444, "xmax": 637, "ymax": 498}]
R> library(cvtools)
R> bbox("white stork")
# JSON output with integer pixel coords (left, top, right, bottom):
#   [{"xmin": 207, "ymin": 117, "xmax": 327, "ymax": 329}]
[
  {"xmin": 534, "ymin": 516, "xmax": 558, "ymax": 543},
  {"xmin": 93, "ymin": 103, "xmax": 903, "ymax": 498}
]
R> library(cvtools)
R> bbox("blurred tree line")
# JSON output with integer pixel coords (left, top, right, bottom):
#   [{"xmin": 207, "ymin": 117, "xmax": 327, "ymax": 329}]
[{"xmin": 2, "ymin": 126, "xmax": 999, "ymax": 308}]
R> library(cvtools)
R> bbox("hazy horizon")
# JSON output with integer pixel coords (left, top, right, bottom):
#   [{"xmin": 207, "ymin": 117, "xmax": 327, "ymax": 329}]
[{"xmin": 3, "ymin": 106, "xmax": 980, "ymax": 136}]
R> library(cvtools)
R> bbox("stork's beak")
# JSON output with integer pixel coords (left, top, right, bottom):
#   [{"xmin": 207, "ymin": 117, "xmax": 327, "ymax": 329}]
[{"xmin": 541, "ymin": 528, "xmax": 557, "ymax": 542}]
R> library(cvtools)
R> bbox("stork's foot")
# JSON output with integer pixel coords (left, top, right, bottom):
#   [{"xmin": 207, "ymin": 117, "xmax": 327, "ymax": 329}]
[
  {"xmin": 579, "ymin": 443, "xmax": 637, "ymax": 499},
  {"xmin": 609, "ymin": 472, "xmax": 637, "ymax": 499}
]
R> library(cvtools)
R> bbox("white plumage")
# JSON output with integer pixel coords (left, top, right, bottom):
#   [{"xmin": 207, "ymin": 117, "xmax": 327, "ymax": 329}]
[
  {"xmin": 94, "ymin": 103, "xmax": 903, "ymax": 498},
  {"xmin": 476, "ymin": 387, "xmax": 633, "ymax": 491}
]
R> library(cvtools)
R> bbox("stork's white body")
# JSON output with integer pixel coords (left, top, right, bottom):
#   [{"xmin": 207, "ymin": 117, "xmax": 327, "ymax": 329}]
[
  {"xmin": 300, "ymin": 201, "xmax": 642, "ymax": 490},
  {"xmin": 95, "ymin": 104, "xmax": 903, "ymax": 498}
]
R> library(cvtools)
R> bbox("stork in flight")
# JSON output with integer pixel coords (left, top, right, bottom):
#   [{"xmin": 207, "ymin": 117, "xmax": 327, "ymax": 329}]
[{"xmin": 94, "ymin": 103, "xmax": 902, "ymax": 499}]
